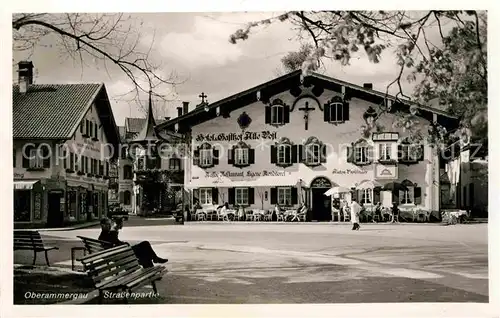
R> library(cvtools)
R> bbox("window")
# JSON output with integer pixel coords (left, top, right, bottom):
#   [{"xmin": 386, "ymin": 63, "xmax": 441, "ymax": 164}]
[
  {"xmin": 360, "ymin": 188, "xmax": 373, "ymax": 204},
  {"xmin": 305, "ymin": 143, "xmax": 320, "ymax": 165},
  {"xmin": 278, "ymin": 187, "xmax": 292, "ymax": 206},
  {"xmin": 169, "ymin": 158, "xmax": 181, "ymax": 171},
  {"xmin": 271, "ymin": 104, "xmax": 284, "ymax": 125},
  {"xmin": 326, "ymin": 102, "xmax": 344, "ymax": 122},
  {"xmin": 400, "ymin": 144, "xmax": 415, "ymax": 161},
  {"xmin": 277, "ymin": 144, "xmax": 291, "ymax": 165},
  {"xmin": 354, "ymin": 146, "xmax": 369, "ymax": 164},
  {"xmin": 200, "ymin": 149, "xmax": 213, "ymax": 167},
  {"xmin": 123, "ymin": 165, "xmax": 133, "ymax": 179},
  {"xmin": 401, "ymin": 187, "xmax": 414, "ymax": 204},
  {"xmin": 379, "ymin": 143, "xmax": 392, "ymax": 161},
  {"xmin": 235, "ymin": 188, "xmax": 249, "ymax": 206},
  {"xmin": 234, "ymin": 148, "xmax": 249, "ymax": 165},
  {"xmin": 199, "ymin": 188, "xmax": 212, "ymax": 205},
  {"xmin": 69, "ymin": 153, "xmax": 74, "ymax": 170},
  {"xmin": 123, "ymin": 190, "xmax": 131, "ymax": 205},
  {"xmin": 29, "ymin": 148, "xmax": 43, "ymax": 169}
]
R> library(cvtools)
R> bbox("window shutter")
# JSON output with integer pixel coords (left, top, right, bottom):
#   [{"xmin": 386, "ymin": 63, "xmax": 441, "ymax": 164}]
[
  {"xmin": 248, "ymin": 188, "xmax": 255, "ymax": 204},
  {"xmin": 398, "ymin": 190, "xmax": 404, "ymax": 204},
  {"xmin": 285, "ymin": 146, "xmax": 292, "ymax": 163},
  {"xmin": 228, "ymin": 148, "xmax": 233, "ymax": 164},
  {"xmin": 80, "ymin": 120, "xmax": 84, "ymax": 133},
  {"xmin": 284, "ymin": 105, "xmax": 290, "ymax": 123},
  {"xmin": 213, "ymin": 148, "xmax": 219, "ymax": 165},
  {"xmin": 291, "ymin": 187, "xmax": 298, "ymax": 205},
  {"xmin": 94, "ymin": 124, "xmax": 98, "ymax": 139},
  {"xmin": 320, "ymin": 143, "xmax": 327, "ymax": 163},
  {"xmin": 343, "ymin": 102, "xmax": 350, "ymax": 121},
  {"xmin": 373, "ymin": 187, "xmax": 381, "ymax": 205},
  {"xmin": 193, "ymin": 148, "xmax": 200, "ymax": 166},
  {"xmin": 291, "ymin": 145, "xmax": 298, "ymax": 163},
  {"xmin": 323, "ymin": 105, "xmax": 329, "ymax": 122},
  {"xmin": 351, "ymin": 188, "xmax": 358, "ymax": 202},
  {"xmin": 105, "ymin": 161, "xmax": 109, "ymax": 176},
  {"xmin": 270, "ymin": 145, "xmax": 277, "ymax": 164},
  {"xmin": 228, "ymin": 188, "xmax": 235, "ymax": 205},
  {"xmin": 192, "ymin": 189, "xmax": 199, "ymax": 202},
  {"xmin": 156, "ymin": 157, "xmax": 162, "ymax": 169},
  {"xmin": 358, "ymin": 190, "xmax": 364, "ymax": 203},
  {"xmin": 270, "ymin": 187, "xmax": 277, "ymax": 204},
  {"xmin": 414, "ymin": 187, "xmax": 422, "ymax": 205},
  {"xmin": 346, "ymin": 146, "xmax": 354, "ymax": 163},
  {"xmin": 298, "ymin": 145, "xmax": 304, "ymax": 163},
  {"xmin": 212, "ymin": 188, "xmax": 219, "ymax": 205},
  {"xmin": 119, "ymin": 192, "xmax": 124, "ymax": 204},
  {"xmin": 22, "ymin": 144, "xmax": 33, "ymax": 168},
  {"xmin": 417, "ymin": 145, "xmax": 424, "ymax": 161},
  {"xmin": 248, "ymin": 148, "xmax": 255, "ymax": 164},
  {"xmin": 265, "ymin": 106, "xmax": 271, "ymax": 124}
]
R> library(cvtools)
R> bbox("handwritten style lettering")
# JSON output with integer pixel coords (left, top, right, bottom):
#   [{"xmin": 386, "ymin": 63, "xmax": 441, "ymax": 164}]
[{"xmin": 195, "ymin": 131, "xmax": 277, "ymax": 142}]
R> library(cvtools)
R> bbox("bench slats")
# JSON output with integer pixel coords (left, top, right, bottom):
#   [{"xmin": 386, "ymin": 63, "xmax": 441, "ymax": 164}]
[
  {"xmin": 87, "ymin": 248, "xmax": 137, "ymax": 269},
  {"xmin": 92, "ymin": 255, "xmax": 138, "ymax": 281},
  {"xmin": 104, "ymin": 266, "xmax": 164, "ymax": 289},
  {"xmin": 80, "ymin": 245, "xmax": 129, "ymax": 264},
  {"xmin": 13, "ymin": 230, "xmax": 58, "ymax": 266}
]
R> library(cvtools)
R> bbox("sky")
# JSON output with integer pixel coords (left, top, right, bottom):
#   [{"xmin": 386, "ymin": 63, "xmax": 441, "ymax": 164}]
[{"xmin": 12, "ymin": 12, "xmax": 445, "ymax": 127}]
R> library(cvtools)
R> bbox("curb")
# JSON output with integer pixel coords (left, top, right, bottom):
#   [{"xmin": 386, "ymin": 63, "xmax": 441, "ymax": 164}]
[{"xmin": 31, "ymin": 221, "xmax": 100, "ymax": 232}]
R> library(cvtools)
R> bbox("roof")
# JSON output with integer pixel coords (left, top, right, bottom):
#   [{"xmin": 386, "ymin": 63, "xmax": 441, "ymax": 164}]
[
  {"xmin": 13, "ymin": 83, "xmax": 121, "ymax": 158},
  {"xmin": 125, "ymin": 117, "xmax": 166, "ymax": 133},
  {"xmin": 132, "ymin": 91, "xmax": 162, "ymax": 143},
  {"xmin": 156, "ymin": 70, "xmax": 460, "ymax": 133},
  {"xmin": 13, "ymin": 84, "xmax": 101, "ymax": 139}
]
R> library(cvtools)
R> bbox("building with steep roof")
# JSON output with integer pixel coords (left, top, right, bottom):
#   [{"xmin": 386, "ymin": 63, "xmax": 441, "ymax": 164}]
[{"xmin": 13, "ymin": 61, "xmax": 120, "ymax": 227}]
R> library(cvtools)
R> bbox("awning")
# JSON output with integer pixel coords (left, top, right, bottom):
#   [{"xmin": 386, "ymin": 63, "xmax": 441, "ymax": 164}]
[
  {"xmin": 324, "ymin": 186, "xmax": 351, "ymax": 196},
  {"xmin": 14, "ymin": 180, "xmax": 40, "ymax": 190},
  {"xmin": 356, "ymin": 180, "xmax": 382, "ymax": 190}
]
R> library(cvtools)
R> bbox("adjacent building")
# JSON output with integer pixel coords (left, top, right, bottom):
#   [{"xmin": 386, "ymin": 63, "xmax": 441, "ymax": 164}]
[
  {"xmin": 156, "ymin": 71, "xmax": 459, "ymax": 221},
  {"xmin": 13, "ymin": 61, "xmax": 120, "ymax": 227},
  {"xmin": 117, "ymin": 94, "xmax": 185, "ymax": 215}
]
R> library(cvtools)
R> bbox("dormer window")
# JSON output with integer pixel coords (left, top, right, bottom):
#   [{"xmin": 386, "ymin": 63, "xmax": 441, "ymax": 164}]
[
  {"xmin": 324, "ymin": 96, "xmax": 349, "ymax": 123},
  {"xmin": 194, "ymin": 143, "xmax": 219, "ymax": 169},
  {"xmin": 271, "ymin": 138, "xmax": 297, "ymax": 168},
  {"xmin": 228, "ymin": 142, "xmax": 255, "ymax": 168},
  {"xmin": 301, "ymin": 136, "xmax": 326, "ymax": 166},
  {"xmin": 265, "ymin": 99, "xmax": 290, "ymax": 126},
  {"xmin": 347, "ymin": 139, "xmax": 373, "ymax": 166}
]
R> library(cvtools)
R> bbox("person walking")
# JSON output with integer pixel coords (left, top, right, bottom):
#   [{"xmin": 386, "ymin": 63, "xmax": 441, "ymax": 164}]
[
  {"xmin": 391, "ymin": 202, "xmax": 400, "ymax": 223},
  {"xmin": 350, "ymin": 198, "xmax": 361, "ymax": 230},
  {"xmin": 374, "ymin": 202, "xmax": 382, "ymax": 223}
]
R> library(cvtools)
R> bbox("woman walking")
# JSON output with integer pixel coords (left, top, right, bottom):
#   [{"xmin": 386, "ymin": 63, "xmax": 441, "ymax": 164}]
[{"xmin": 350, "ymin": 198, "xmax": 361, "ymax": 230}]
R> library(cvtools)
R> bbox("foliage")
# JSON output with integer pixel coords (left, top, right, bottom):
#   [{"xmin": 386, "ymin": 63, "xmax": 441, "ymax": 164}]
[
  {"xmin": 230, "ymin": 11, "xmax": 487, "ymax": 149},
  {"xmin": 12, "ymin": 13, "xmax": 180, "ymax": 100}
]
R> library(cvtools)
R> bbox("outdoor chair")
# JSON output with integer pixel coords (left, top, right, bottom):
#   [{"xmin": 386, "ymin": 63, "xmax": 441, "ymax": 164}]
[{"xmin": 264, "ymin": 210, "xmax": 273, "ymax": 221}]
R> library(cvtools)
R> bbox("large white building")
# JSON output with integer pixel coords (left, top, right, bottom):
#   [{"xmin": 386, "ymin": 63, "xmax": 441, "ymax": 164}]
[{"xmin": 156, "ymin": 71, "xmax": 460, "ymax": 221}]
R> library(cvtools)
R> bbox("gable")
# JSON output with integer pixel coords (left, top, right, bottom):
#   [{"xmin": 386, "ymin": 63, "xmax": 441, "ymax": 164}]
[{"xmin": 157, "ymin": 71, "xmax": 459, "ymax": 133}]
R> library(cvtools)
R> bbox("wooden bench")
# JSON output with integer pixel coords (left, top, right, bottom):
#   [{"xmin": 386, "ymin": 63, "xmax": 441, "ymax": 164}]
[
  {"xmin": 14, "ymin": 230, "xmax": 59, "ymax": 266},
  {"xmin": 79, "ymin": 244, "xmax": 167, "ymax": 303},
  {"xmin": 76, "ymin": 236, "xmax": 115, "ymax": 254}
]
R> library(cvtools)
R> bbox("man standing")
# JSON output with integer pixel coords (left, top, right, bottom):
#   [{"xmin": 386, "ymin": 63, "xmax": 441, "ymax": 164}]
[{"xmin": 350, "ymin": 198, "xmax": 361, "ymax": 230}]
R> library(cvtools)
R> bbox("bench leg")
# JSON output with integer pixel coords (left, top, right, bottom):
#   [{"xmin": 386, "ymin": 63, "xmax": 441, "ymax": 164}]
[
  {"xmin": 98, "ymin": 291, "xmax": 103, "ymax": 304},
  {"xmin": 32, "ymin": 250, "xmax": 37, "ymax": 265},
  {"xmin": 45, "ymin": 251, "xmax": 50, "ymax": 267},
  {"xmin": 152, "ymin": 281, "xmax": 158, "ymax": 294}
]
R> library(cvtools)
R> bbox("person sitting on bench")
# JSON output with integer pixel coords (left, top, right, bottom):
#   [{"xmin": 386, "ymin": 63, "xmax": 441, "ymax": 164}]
[{"xmin": 98, "ymin": 217, "xmax": 168, "ymax": 268}]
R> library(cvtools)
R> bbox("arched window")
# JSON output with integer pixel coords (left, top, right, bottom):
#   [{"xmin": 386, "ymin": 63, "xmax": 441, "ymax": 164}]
[
  {"xmin": 303, "ymin": 136, "xmax": 325, "ymax": 166},
  {"xmin": 348, "ymin": 139, "xmax": 373, "ymax": 165},
  {"xmin": 123, "ymin": 165, "xmax": 133, "ymax": 180},
  {"xmin": 265, "ymin": 99, "xmax": 289, "ymax": 126},
  {"xmin": 324, "ymin": 96, "xmax": 349, "ymax": 123},
  {"xmin": 124, "ymin": 190, "xmax": 131, "ymax": 205}
]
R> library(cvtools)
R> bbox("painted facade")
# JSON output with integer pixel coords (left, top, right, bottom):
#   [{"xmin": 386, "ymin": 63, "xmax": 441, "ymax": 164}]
[{"xmin": 157, "ymin": 72, "xmax": 458, "ymax": 221}]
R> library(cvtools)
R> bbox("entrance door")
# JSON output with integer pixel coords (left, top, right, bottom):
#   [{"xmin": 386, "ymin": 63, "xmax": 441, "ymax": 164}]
[
  {"xmin": 47, "ymin": 192, "xmax": 63, "ymax": 227},
  {"xmin": 311, "ymin": 188, "xmax": 331, "ymax": 221}
]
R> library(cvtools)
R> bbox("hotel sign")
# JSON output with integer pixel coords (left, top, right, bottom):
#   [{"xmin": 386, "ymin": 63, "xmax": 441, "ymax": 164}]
[
  {"xmin": 195, "ymin": 131, "xmax": 278, "ymax": 142},
  {"xmin": 332, "ymin": 169, "xmax": 368, "ymax": 175},
  {"xmin": 205, "ymin": 170, "xmax": 288, "ymax": 178}
]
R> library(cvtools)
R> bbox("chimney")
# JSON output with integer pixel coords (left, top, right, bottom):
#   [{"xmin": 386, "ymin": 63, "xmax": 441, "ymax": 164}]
[
  {"xmin": 177, "ymin": 107, "xmax": 183, "ymax": 117},
  {"xmin": 183, "ymin": 101, "xmax": 189, "ymax": 115},
  {"xmin": 363, "ymin": 83, "xmax": 373, "ymax": 90},
  {"xmin": 18, "ymin": 61, "xmax": 34, "ymax": 93}
]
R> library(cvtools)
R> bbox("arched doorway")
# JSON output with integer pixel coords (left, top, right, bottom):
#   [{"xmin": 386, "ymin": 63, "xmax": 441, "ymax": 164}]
[{"xmin": 310, "ymin": 176, "xmax": 333, "ymax": 221}]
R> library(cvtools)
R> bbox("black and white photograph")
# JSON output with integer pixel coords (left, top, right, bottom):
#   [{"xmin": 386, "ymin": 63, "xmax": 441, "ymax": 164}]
[{"xmin": 3, "ymin": 2, "xmax": 497, "ymax": 317}]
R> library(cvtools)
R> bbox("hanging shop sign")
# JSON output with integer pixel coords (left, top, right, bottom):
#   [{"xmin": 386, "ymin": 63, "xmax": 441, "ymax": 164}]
[
  {"xmin": 195, "ymin": 131, "xmax": 278, "ymax": 142},
  {"xmin": 205, "ymin": 170, "xmax": 289, "ymax": 178}
]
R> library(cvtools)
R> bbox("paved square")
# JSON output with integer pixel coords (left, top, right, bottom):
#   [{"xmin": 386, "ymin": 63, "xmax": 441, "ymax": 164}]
[{"xmin": 14, "ymin": 223, "xmax": 488, "ymax": 303}]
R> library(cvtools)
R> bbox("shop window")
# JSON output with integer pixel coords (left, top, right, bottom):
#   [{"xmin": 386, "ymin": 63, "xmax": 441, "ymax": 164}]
[
  {"xmin": 199, "ymin": 188, "xmax": 212, "ymax": 205},
  {"xmin": 14, "ymin": 190, "xmax": 31, "ymax": 222},
  {"xmin": 123, "ymin": 191, "xmax": 131, "ymax": 205},
  {"xmin": 235, "ymin": 188, "xmax": 249, "ymax": 206}
]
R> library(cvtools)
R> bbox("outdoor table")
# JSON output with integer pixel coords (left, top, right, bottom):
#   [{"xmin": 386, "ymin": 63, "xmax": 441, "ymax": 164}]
[
  {"xmin": 285, "ymin": 209, "xmax": 297, "ymax": 222},
  {"xmin": 226, "ymin": 209, "xmax": 236, "ymax": 220}
]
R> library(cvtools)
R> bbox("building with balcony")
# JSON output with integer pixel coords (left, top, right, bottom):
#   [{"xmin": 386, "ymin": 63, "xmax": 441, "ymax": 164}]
[
  {"xmin": 156, "ymin": 70, "xmax": 459, "ymax": 221},
  {"xmin": 117, "ymin": 93, "xmax": 185, "ymax": 215},
  {"xmin": 13, "ymin": 61, "xmax": 120, "ymax": 227}
]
